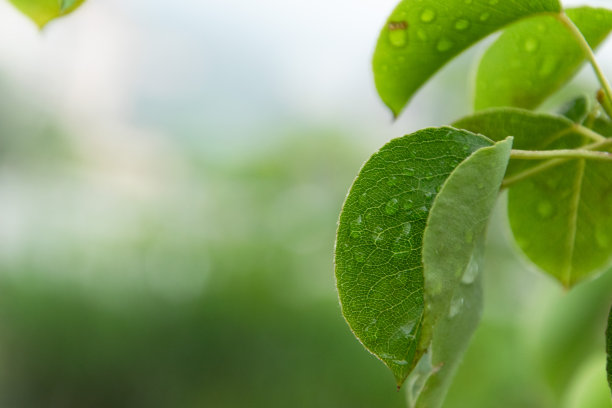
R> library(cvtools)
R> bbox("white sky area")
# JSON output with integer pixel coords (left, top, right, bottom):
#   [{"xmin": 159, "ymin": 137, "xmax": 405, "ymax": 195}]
[{"xmin": 0, "ymin": 0, "xmax": 610, "ymax": 153}]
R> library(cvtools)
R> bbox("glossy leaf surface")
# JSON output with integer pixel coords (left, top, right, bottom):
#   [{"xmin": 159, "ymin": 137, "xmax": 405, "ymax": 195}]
[
  {"xmin": 335, "ymin": 128, "xmax": 492, "ymax": 384},
  {"xmin": 8, "ymin": 0, "xmax": 86, "ymax": 28},
  {"xmin": 406, "ymin": 137, "xmax": 512, "ymax": 408},
  {"xmin": 372, "ymin": 0, "xmax": 561, "ymax": 116},
  {"xmin": 474, "ymin": 7, "xmax": 612, "ymax": 110}
]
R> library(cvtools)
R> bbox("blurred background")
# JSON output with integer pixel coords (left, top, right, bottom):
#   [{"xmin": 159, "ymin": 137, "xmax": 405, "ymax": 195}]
[{"xmin": 0, "ymin": 0, "xmax": 611, "ymax": 407}]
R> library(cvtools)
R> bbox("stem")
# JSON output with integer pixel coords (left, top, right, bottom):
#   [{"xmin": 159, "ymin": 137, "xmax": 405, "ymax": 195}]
[
  {"xmin": 510, "ymin": 149, "xmax": 612, "ymax": 161},
  {"xmin": 557, "ymin": 12, "xmax": 612, "ymax": 119},
  {"xmin": 573, "ymin": 124, "xmax": 606, "ymax": 142},
  {"xmin": 502, "ymin": 138, "xmax": 612, "ymax": 189}
]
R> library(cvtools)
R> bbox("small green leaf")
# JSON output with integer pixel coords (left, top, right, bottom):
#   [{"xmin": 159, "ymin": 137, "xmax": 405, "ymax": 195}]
[
  {"xmin": 8, "ymin": 0, "xmax": 86, "ymax": 28},
  {"xmin": 407, "ymin": 137, "xmax": 512, "ymax": 408},
  {"xmin": 560, "ymin": 94, "xmax": 591, "ymax": 124},
  {"xmin": 474, "ymin": 7, "xmax": 612, "ymax": 110},
  {"xmin": 372, "ymin": 0, "xmax": 561, "ymax": 116},
  {"xmin": 335, "ymin": 127, "xmax": 492, "ymax": 385},
  {"xmin": 454, "ymin": 108, "xmax": 612, "ymax": 287},
  {"xmin": 607, "ymin": 305, "xmax": 612, "ymax": 392}
]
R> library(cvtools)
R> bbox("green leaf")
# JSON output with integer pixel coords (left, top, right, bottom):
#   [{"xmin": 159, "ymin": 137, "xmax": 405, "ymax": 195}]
[
  {"xmin": 8, "ymin": 0, "xmax": 86, "ymax": 28},
  {"xmin": 454, "ymin": 108, "xmax": 612, "ymax": 287},
  {"xmin": 406, "ymin": 137, "xmax": 512, "ymax": 408},
  {"xmin": 560, "ymin": 95, "xmax": 591, "ymax": 124},
  {"xmin": 372, "ymin": 0, "xmax": 561, "ymax": 116},
  {"xmin": 591, "ymin": 117, "xmax": 612, "ymax": 137},
  {"xmin": 474, "ymin": 7, "xmax": 612, "ymax": 111},
  {"xmin": 335, "ymin": 127, "xmax": 493, "ymax": 385},
  {"xmin": 607, "ymin": 305, "xmax": 612, "ymax": 392}
]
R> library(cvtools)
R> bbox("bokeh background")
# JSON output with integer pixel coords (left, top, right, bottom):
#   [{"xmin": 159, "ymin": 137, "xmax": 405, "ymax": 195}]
[{"xmin": 0, "ymin": 0, "xmax": 611, "ymax": 407}]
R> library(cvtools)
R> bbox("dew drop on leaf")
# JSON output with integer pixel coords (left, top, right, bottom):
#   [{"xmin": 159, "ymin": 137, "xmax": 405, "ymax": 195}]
[
  {"xmin": 385, "ymin": 198, "xmax": 400, "ymax": 215},
  {"xmin": 479, "ymin": 12, "xmax": 491, "ymax": 22},
  {"xmin": 420, "ymin": 8, "xmax": 437, "ymax": 23},
  {"xmin": 489, "ymin": 0, "xmax": 499, "ymax": 5},
  {"xmin": 538, "ymin": 56, "xmax": 558, "ymax": 78},
  {"xmin": 436, "ymin": 37, "xmax": 454, "ymax": 52},
  {"xmin": 350, "ymin": 216, "xmax": 364, "ymax": 238},
  {"xmin": 524, "ymin": 37, "xmax": 539, "ymax": 53},
  {"xmin": 388, "ymin": 21, "xmax": 409, "ymax": 48},
  {"xmin": 461, "ymin": 254, "xmax": 479, "ymax": 284},
  {"xmin": 353, "ymin": 250, "xmax": 366, "ymax": 263},
  {"xmin": 417, "ymin": 29, "xmax": 428, "ymax": 41},
  {"xmin": 454, "ymin": 19, "xmax": 470, "ymax": 31},
  {"xmin": 537, "ymin": 201, "xmax": 554, "ymax": 218},
  {"xmin": 448, "ymin": 295, "xmax": 465, "ymax": 318}
]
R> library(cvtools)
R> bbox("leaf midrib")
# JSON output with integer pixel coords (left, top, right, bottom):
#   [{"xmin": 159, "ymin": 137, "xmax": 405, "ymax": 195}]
[{"xmin": 563, "ymin": 159, "xmax": 586, "ymax": 287}]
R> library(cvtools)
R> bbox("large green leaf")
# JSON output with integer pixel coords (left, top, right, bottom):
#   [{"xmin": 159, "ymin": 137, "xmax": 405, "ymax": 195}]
[
  {"xmin": 454, "ymin": 108, "xmax": 612, "ymax": 287},
  {"xmin": 8, "ymin": 0, "xmax": 86, "ymax": 28},
  {"xmin": 474, "ymin": 7, "xmax": 612, "ymax": 110},
  {"xmin": 335, "ymin": 127, "xmax": 493, "ymax": 385},
  {"xmin": 606, "ymin": 309, "xmax": 612, "ymax": 388},
  {"xmin": 372, "ymin": 0, "xmax": 561, "ymax": 116},
  {"xmin": 406, "ymin": 137, "xmax": 512, "ymax": 408}
]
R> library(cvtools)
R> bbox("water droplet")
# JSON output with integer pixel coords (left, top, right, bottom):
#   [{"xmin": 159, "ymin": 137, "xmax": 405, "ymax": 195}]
[
  {"xmin": 479, "ymin": 12, "xmax": 491, "ymax": 22},
  {"xmin": 436, "ymin": 37, "xmax": 454, "ymax": 52},
  {"xmin": 388, "ymin": 21, "xmax": 409, "ymax": 48},
  {"xmin": 524, "ymin": 37, "xmax": 539, "ymax": 53},
  {"xmin": 393, "ymin": 359, "xmax": 409, "ymax": 366},
  {"xmin": 387, "ymin": 176, "xmax": 398, "ymax": 186},
  {"xmin": 449, "ymin": 295, "xmax": 464, "ymax": 318},
  {"xmin": 464, "ymin": 231, "xmax": 473, "ymax": 244},
  {"xmin": 359, "ymin": 192, "xmax": 367, "ymax": 205},
  {"xmin": 417, "ymin": 29, "xmax": 428, "ymax": 41},
  {"xmin": 537, "ymin": 201, "xmax": 554, "ymax": 218},
  {"xmin": 489, "ymin": 0, "xmax": 498, "ymax": 4},
  {"xmin": 403, "ymin": 222, "xmax": 412, "ymax": 235},
  {"xmin": 354, "ymin": 250, "xmax": 366, "ymax": 263},
  {"xmin": 350, "ymin": 216, "xmax": 363, "ymax": 238},
  {"xmin": 404, "ymin": 167, "xmax": 415, "ymax": 176},
  {"xmin": 454, "ymin": 18, "xmax": 470, "ymax": 31},
  {"xmin": 464, "ymin": 0, "xmax": 473, "ymax": 4},
  {"xmin": 403, "ymin": 199, "xmax": 414, "ymax": 210},
  {"xmin": 538, "ymin": 56, "xmax": 557, "ymax": 78},
  {"xmin": 462, "ymin": 255, "xmax": 479, "ymax": 284},
  {"xmin": 420, "ymin": 8, "xmax": 437, "ymax": 23},
  {"xmin": 537, "ymin": 23, "xmax": 547, "ymax": 32},
  {"xmin": 386, "ymin": 198, "xmax": 400, "ymax": 215}
]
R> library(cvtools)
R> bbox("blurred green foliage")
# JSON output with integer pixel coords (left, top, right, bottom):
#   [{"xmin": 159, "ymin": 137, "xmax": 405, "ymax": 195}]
[{"xmin": 0, "ymin": 66, "xmax": 610, "ymax": 408}]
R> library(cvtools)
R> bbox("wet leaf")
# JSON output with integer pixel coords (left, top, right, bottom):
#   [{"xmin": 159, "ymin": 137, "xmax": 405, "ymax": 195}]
[
  {"xmin": 474, "ymin": 7, "xmax": 612, "ymax": 110},
  {"xmin": 372, "ymin": 0, "xmax": 561, "ymax": 116},
  {"xmin": 455, "ymin": 108, "xmax": 612, "ymax": 287},
  {"xmin": 8, "ymin": 0, "xmax": 86, "ymax": 28},
  {"xmin": 406, "ymin": 137, "xmax": 512, "ymax": 407},
  {"xmin": 335, "ymin": 127, "xmax": 493, "ymax": 384}
]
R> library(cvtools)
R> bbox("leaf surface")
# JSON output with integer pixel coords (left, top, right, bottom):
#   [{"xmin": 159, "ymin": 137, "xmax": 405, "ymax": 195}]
[
  {"xmin": 454, "ymin": 107, "xmax": 583, "ymax": 177},
  {"xmin": 406, "ymin": 137, "xmax": 512, "ymax": 407},
  {"xmin": 335, "ymin": 127, "xmax": 493, "ymax": 384},
  {"xmin": 474, "ymin": 7, "xmax": 612, "ymax": 110},
  {"xmin": 608, "ymin": 305, "xmax": 612, "ymax": 392},
  {"xmin": 455, "ymin": 108, "xmax": 612, "ymax": 286},
  {"xmin": 372, "ymin": 0, "xmax": 561, "ymax": 116},
  {"xmin": 8, "ymin": 0, "xmax": 86, "ymax": 28}
]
